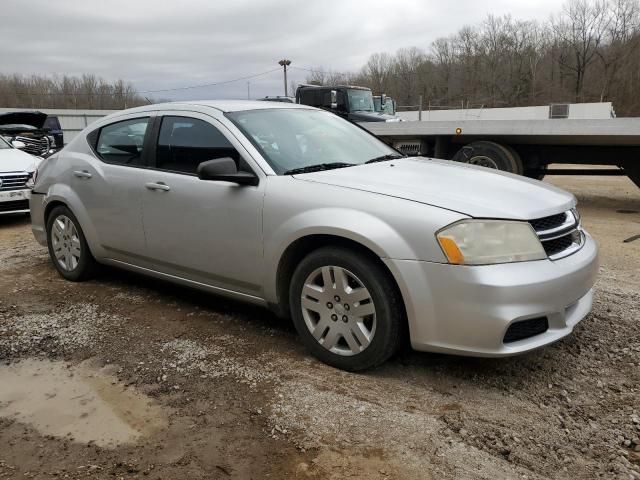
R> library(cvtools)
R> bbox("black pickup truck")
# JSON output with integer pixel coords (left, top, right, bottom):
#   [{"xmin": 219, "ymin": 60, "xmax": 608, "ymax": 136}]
[{"xmin": 295, "ymin": 85, "xmax": 400, "ymax": 122}]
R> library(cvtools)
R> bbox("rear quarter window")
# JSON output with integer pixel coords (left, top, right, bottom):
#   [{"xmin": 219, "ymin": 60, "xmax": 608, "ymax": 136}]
[{"xmin": 92, "ymin": 117, "xmax": 150, "ymax": 166}]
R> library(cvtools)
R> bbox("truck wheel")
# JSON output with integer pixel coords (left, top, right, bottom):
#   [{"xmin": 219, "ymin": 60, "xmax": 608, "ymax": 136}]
[
  {"xmin": 453, "ymin": 141, "xmax": 523, "ymax": 175},
  {"xmin": 524, "ymin": 164, "xmax": 547, "ymax": 180},
  {"xmin": 289, "ymin": 247, "xmax": 404, "ymax": 371}
]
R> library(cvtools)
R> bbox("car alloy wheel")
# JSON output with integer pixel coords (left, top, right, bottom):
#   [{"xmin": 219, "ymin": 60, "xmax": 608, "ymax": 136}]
[
  {"xmin": 50, "ymin": 214, "xmax": 82, "ymax": 272},
  {"xmin": 300, "ymin": 265, "xmax": 376, "ymax": 356}
]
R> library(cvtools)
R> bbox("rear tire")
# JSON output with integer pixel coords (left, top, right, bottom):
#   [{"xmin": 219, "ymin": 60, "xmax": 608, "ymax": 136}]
[
  {"xmin": 46, "ymin": 205, "xmax": 97, "ymax": 281},
  {"xmin": 453, "ymin": 141, "xmax": 523, "ymax": 175},
  {"xmin": 289, "ymin": 247, "xmax": 404, "ymax": 371}
]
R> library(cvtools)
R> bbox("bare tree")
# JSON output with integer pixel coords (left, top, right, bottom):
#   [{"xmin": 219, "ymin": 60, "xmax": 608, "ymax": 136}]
[
  {"xmin": 0, "ymin": 73, "xmax": 147, "ymax": 109},
  {"xmin": 552, "ymin": 0, "xmax": 611, "ymax": 100}
]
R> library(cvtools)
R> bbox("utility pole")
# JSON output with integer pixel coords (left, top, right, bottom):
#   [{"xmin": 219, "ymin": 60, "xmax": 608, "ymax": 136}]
[
  {"xmin": 278, "ymin": 59, "xmax": 291, "ymax": 97},
  {"xmin": 247, "ymin": 81, "xmax": 250, "ymax": 100}
]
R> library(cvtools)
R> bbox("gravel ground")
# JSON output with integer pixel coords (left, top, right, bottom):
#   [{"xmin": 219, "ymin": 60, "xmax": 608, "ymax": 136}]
[{"xmin": 0, "ymin": 173, "xmax": 638, "ymax": 479}]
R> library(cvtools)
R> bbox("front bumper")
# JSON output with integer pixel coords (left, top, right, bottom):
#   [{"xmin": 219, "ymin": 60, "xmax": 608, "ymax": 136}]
[
  {"xmin": 385, "ymin": 231, "xmax": 599, "ymax": 357},
  {"xmin": 0, "ymin": 188, "xmax": 31, "ymax": 215}
]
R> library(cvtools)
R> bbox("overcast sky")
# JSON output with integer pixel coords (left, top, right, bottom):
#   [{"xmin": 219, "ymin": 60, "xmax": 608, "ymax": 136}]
[{"xmin": 3, "ymin": 0, "xmax": 561, "ymax": 100}]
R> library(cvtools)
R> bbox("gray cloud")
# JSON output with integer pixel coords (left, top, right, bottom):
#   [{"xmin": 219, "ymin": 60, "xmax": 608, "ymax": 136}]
[{"xmin": 2, "ymin": 0, "xmax": 560, "ymax": 100}]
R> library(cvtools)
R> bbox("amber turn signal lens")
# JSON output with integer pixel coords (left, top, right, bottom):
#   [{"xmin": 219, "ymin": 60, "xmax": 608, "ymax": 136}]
[{"xmin": 438, "ymin": 236, "xmax": 465, "ymax": 264}]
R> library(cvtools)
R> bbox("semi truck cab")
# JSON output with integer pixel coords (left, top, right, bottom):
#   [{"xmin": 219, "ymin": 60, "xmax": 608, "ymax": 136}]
[{"xmin": 296, "ymin": 85, "xmax": 400, "ymax": 122}]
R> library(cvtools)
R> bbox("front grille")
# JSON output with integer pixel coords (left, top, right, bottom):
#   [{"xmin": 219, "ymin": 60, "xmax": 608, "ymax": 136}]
[
  {"xmin": 504, "ymin": 317, "xmax": 549, "ymax": 343},
  {"xmin": 0, "ymin": 199, "xmax": 29, "ymax": 212},
  {"xmin": 14, "ymin": 135, "xmax": 50, "ymax": 156},
  {"xmin": 0, "ymin": 173, "xmax": 29, "ymax": 191},
  {"xmin": 542, "ymin": 233, "xmax": 575, "ymax": 257},
  {"xmin": 529, "ymin": 212, "xmax": 567, "ymax": 232},
  {"xmin": 528, "ymin": 210, "xmax": 582, "ymax": 259}
]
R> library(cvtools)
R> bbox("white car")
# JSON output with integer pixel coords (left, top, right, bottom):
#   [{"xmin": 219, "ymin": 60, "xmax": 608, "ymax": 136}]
[{"xmin": 0, "ymin": 136, "xmax": 41, "ymax": 215}]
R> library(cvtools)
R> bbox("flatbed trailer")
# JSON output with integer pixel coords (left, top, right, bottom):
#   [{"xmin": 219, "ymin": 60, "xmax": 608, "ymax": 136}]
[{"xmin": 361, "ymin": 118, "xmax": 640, "ymax": 188}]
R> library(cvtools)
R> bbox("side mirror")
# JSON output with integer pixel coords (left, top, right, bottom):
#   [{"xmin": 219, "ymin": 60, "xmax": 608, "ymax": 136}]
[
  {"xmin": 12, "ymin": 140, "xmax": 26, "ymax": 150},
  {"xmin": 322, "ymin": 90, "xmax": 338, "ymax": 110},
  {"xmin": 197, "ymin": 157, "xmax": 259, "ymax": 186}
]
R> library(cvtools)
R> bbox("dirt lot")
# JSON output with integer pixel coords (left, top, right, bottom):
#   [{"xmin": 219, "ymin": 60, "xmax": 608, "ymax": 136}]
[{"xmin": 0, "ymin": 174, "xmax": 639, "ymax": 480}]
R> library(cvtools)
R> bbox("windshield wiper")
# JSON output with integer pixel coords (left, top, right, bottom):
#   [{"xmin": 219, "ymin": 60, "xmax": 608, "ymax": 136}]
[
  {"xmin": 283, "ymin": 162, "xmax": 356, "ymax": 175},
  {"xmin": 365, "ymin": 153, "xmax": 405, "ymax": 164}
]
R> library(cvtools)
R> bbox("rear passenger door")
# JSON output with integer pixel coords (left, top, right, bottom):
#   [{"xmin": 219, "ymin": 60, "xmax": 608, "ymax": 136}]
[
  {"xmin": 72, "ymin": 115, "xmax": 152, "ymax": 260},
  {"xmin": 141, "ymin": 113, "xmax": 265, "ymax": 297}
]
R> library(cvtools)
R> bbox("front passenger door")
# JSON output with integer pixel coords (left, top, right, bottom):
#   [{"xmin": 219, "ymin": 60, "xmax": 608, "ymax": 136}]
[{"xmin": 141, "ymin": 114, "xmax": 264, "ymax": 297}]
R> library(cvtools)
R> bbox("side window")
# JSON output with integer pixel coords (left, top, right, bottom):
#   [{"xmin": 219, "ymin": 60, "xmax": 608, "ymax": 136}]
[
  {"xmin": 44, "ymin": 116, "xmax": 61, "ymax": 130},
  {"xmin": 156, "ymin": 116, "xmax": 240, "ymax": 174},
  {"xmin": 300, "ymin": 89, "xmax": 319, "ymax": 107},
  {"xmin": 336, "ymin": 91, "xmax": 346, "ymax": 111},
  {"xmin": 95, "ymin": 117, "xmax": 150, "ymax": 165}
]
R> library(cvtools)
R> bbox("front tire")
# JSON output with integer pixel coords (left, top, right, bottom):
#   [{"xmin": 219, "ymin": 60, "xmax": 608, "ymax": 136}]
[
  {"xmin": 289, "ymin": 247, "xmax": 404, "ymax": 371},
  {"xmin": 46, "ymin": 205, "xmax": 97, "ymax": 281}
]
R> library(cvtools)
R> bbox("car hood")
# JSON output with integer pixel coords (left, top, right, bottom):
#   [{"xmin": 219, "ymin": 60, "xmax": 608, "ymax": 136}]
[
  {"xmin": 0, "ymin": 148, "xmax": 40, "ymax": 172},
  {"xmin": 0, "ymin": 111, "xmax": 47, "ymax": 130},
  {"xmin": 293, "ymin": 157, "xmax": 576, "ymax": 220}
]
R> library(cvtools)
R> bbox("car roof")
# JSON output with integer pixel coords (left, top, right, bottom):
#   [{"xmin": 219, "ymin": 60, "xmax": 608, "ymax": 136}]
[{"xmin": 117, "ymin": 100, "xmax": 312, "ymax": 115}]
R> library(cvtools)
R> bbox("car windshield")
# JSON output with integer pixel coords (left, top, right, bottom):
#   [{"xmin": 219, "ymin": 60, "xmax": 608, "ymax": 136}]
[
  {"xmin": 0, "ymin": 136, "xmax": 11, "ymax": 149},
  {"xmin": 347, "ymin": 89, "xmax": 374, "ymax": 112},
  {"xmin": 227, "ymin": 108, "xmax": 398, "ymax": 175}
]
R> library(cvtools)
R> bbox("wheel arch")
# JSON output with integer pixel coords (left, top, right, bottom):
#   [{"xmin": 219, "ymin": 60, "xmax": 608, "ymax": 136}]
[
  {"xmin": 272, "ymin": 234, "xmax": 408, "ymax": 329},
  {"xmin": 42, "ymin": 187, "xmax": 101, "ymax": 258}
]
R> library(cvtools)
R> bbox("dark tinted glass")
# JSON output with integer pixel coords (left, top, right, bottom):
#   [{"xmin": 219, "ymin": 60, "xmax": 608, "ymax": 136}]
[
  {"xmin": 44, "ymin": 116, "xmax": 61, "ymax": 130},
  {"xmin": 156, "ymin": 116, "xmax": 238, "ymax": 174},
  {"xmin": 96, "ymin": 117, "xmax": 149, "ymax": 165}
]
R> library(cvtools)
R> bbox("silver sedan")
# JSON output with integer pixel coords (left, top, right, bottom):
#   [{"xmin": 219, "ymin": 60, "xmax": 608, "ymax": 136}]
[{"xmin": 29, "ymin": 101, "xmax": 598, "ymax": 370}]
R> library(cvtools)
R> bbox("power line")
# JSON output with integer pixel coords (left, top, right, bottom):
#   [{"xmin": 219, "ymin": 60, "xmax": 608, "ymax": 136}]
[
  {"xmin": 291, "ymin": 65, "xmax": 425, "ymax": 78},
  {"xmin": 136, "ymin": 67, "xmax": 282, "ymax": 94},
  {"xmin": 9, "ymin": 67, "xmax": 282, "ymax": 97}
]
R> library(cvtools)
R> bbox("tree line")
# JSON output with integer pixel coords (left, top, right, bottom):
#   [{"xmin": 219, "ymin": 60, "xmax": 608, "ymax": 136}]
[
  {"xmin": 305, "ymin": 0, "xmax": 640, "ymax": 116},
  {"xmin": 0, "ymin": 74, "xmax": 148, "ymax": 110}
]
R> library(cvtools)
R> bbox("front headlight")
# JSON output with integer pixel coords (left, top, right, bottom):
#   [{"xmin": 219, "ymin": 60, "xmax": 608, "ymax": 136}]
[{"xmin": 436, "ymin": 220, "xmax": 547, "ymax": 265}]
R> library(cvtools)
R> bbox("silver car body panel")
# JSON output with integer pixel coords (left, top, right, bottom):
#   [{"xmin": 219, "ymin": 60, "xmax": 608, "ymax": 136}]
[
  {"xmin": 30, "ymin": 101, "xmax": 599, "ymax": 357},
  {"xmin": 385, "ymin": 232, "xmax": 598, "ymax": 356}
]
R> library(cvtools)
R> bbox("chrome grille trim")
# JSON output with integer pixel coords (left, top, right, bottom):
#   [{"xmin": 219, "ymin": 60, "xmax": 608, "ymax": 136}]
[
  {"xmin": 547, "ymin": 231, "xmax": 585, "ymax": 260},
  {"xmin": 529, "ymin": 209, "xmax": 584, "ymax": 260},
  {"xmin": 0, "ymin": 172, "xmax": 29, "ymax": 191},
  {"xmin": 14, "ymin": 135, "xmax": 50, "ymax": 156},
  {"xmin": 534, "ymin": 210, "xmax": 578, "ymax": 238}
]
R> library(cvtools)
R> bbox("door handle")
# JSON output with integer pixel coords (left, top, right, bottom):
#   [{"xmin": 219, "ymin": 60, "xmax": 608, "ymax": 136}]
[
  {"xmin": 145, "ymin": 182, "xmax": 170, "ymax": 191},
  {"xmin": 73, "ymin": 170, "xmax": 92, "ymax": 179}
]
